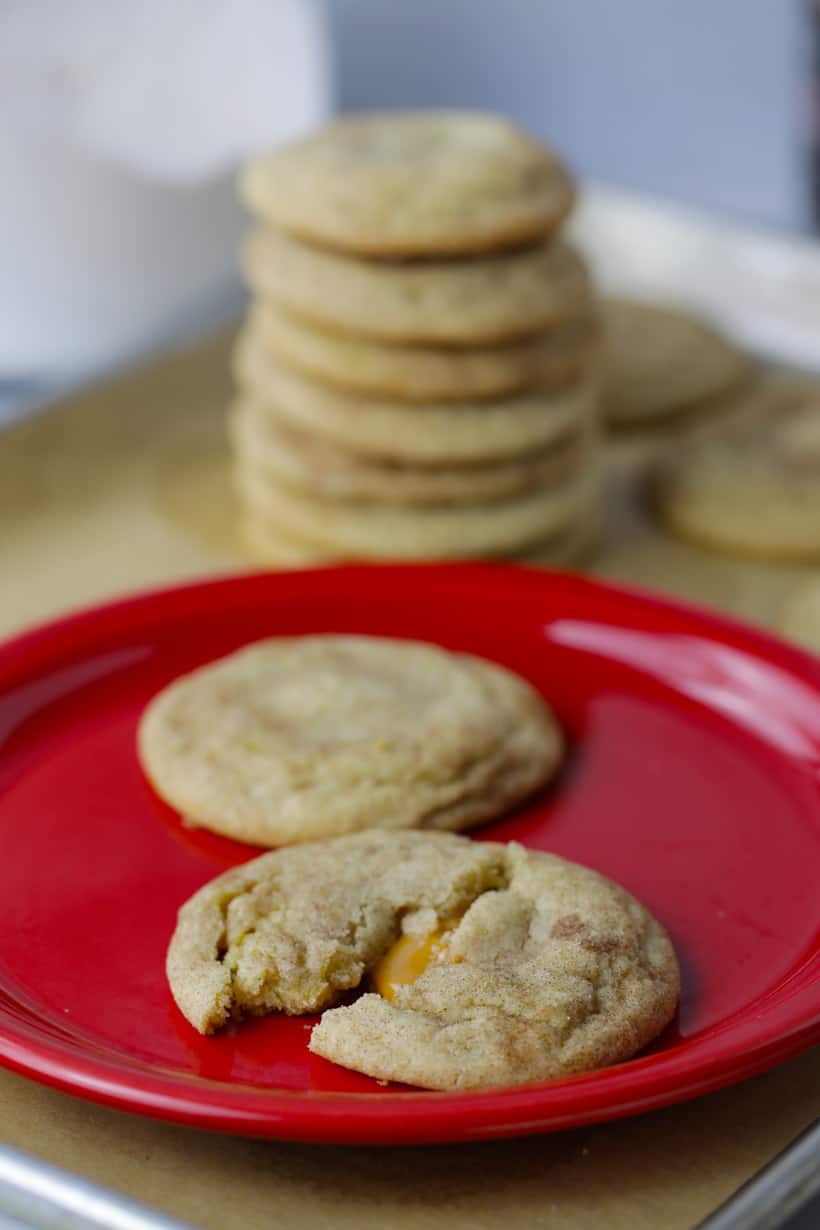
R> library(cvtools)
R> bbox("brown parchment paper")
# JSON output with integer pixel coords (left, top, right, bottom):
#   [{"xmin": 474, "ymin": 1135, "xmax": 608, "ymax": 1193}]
[{"xmin": 0, "ymin": 330, "xmax": 818, "ymax": 1230}]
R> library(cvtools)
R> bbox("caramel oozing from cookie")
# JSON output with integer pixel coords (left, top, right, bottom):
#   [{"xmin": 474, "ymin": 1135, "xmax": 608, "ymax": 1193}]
[{"xmin": 372, "ymin": 921, "xmax": 463, "ymax": 1001}]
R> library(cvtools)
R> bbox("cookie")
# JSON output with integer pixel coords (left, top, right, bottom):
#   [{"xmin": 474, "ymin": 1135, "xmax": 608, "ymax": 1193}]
[
  {"xmin": 237, "ymin": 465, "xmax": 598, "ymax": 560},
  {"xmin": 238, "ymin": 509, "xmax": 598, "ymax": 570},
  {"xmin": 651, "ymin": 383, "xmax": 820, "ymax": 560},
  {"xmin": 230, "ymin": 400, "xmax": 595, "ymax": 506},
  {"xmin": 247, "ymin": 300, "xmax": 599, "ymax": 402},
  {"xmin": 139, "ymin": 636, "xmax": 563, "ymax": 847},
  {"xmin": 233, "ymin": 342, "xmax": 600, "ymax": 466},
  {"xmin": 237, "ymin": 516, "xmax": 335, "ymax": 567},
  {"xmin": 168, "ymin": 831, "xmax": 680, "ymax": 1090},
  {"xmin": 242, "ymin": 228, "xmax": 592, "ymax": 346},
  {"xmin": 239, "ymin": 111, "xmax": 575, "ymax": 257},
  {"xmin": 603, "ymin": 298, "xmax": 747, "ymax": 427},
  {"xmin": 521, "ymin": 512, "xmax": 600, "ymax": 569},
  {"xmin": 779, "ymin": 578, "xmax": 820, "ymax": 653}
]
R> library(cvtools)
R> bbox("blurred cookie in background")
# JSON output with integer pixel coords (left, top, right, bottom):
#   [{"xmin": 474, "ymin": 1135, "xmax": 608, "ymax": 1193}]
[
  {"xmin": 779, "ymin": 576, "xmax": 820, "ymax": 654},
  {"xmin": 649, "ymin": 382, "xmax": 820, "ymax": 561},
  {"xmin": 244, "ymin": 300, "xmax": 600, "ymax": 402},
  {"xmin": 229, "ymin": 399, "xmax": 597, "ymax": 506},
  {"xmin": 239, "ymin": 110, "xmax": 575, "ymax": 256},
  {"xmin": 603, "ymin": 298, "xmax": 749, "ymax": 430},
  {"xmin": 242, "ymin": 228, "xmax": 593, "ymax": 347},
  {"xmin": 232, "ymin": 110, "xmax": 604, "ymax": 568},
  {"xmin": 239, "ymin": 503, "xmax": 601, "ymax": 570},
  {"xmin": 232, "ymin": 343, "xmax": 599, "ymax": 466},
  {"xmin": 238, "ymin": 464, "xmax": 599, "ymax": 562}
]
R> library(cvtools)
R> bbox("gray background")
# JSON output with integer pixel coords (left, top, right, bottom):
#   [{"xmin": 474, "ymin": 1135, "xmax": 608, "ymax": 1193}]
[{"xmin": 330, "ymin": 0, "xmax": 812, "ymax": 231}]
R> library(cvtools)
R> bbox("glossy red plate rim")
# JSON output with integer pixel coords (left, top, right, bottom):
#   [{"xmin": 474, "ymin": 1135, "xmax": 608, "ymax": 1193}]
[{"xmin": 0, "ymin": 562, "xmax": 819, "ymax": 1144}]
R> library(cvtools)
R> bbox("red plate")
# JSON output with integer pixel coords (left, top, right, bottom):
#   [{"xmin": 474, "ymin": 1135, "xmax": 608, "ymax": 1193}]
[{"xmin": 0, "ymin": 564, "xmax": 819, "ymax": 1144}]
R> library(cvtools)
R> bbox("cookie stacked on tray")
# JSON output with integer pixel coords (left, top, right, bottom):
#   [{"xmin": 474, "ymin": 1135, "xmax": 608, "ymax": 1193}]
[{"xmin": 231, "ymin": 111, "xmax": 603, "ymax": 566}]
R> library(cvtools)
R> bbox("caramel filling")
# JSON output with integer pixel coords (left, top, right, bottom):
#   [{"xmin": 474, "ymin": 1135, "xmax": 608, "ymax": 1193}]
[{"xmin": 372, "ymin": 923, "xmax": 460, "ymax": 1001}]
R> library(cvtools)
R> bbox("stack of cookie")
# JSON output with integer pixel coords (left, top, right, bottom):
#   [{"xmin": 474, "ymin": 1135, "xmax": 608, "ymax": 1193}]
[{"xmin": 232, "ymin": 111, "xmax": 603, "ymax": 565}]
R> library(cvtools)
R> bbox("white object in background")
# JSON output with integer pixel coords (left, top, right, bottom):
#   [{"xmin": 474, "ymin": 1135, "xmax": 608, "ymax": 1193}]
[
  {"xmin": 0, "ymin": 0, "xmax": 332, "ymax": 380},
  {"xmin": 571, "ymin": 185, "xmax": 820, "ymax": 372}
]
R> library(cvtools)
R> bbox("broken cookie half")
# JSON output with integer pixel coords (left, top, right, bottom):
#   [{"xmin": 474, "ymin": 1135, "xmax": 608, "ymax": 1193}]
[{"xmin": 167, "ymin": 831, "xmax": 679, "ymax": 1091}]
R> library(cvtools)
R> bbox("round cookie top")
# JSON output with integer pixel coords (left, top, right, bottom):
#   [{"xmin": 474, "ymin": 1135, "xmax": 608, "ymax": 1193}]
[
  {"xmin": 603, "ymin": 298, "xmax": 747, "ymax": 427},
  {"xmin": 167, "ymin": 831, "xmax": 680, "ymax": 1089},
  {"xmin": 138, "ymin": 635, "xmax": 563, "ymax": 847},
  {"xmin": 239, "ymin": 111, "xmax": 575, "ymax": 256},
  {"xmin": 651, "ymin": 383, "xmax": 820, "ymax": 560}
]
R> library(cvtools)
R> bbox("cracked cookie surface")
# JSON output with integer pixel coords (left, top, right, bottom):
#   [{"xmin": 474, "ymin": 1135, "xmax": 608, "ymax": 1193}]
[
  {"xmin": 167, "ymin": 831, "xmax": 679, "ymax": 1089},
  {"xmin": 139, "ymin": 636, "xmax": 562, "ymax": 846}
]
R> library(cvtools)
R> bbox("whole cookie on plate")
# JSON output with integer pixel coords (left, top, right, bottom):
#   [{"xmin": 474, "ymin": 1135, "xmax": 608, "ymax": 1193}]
[
  {"xmin": 138, "ymin": 636, "xmax": 563, "ymax": 846},
  {"xmin": 230, "ymin": 400, "xmax": 595, "ymax": 506},
  {"xmin": 233, "ymin": 342, "xmax": 599, "ymax": 466},
  {"xmin": 603, "ymin": 298, "xmax": 747, "ymax": 427},
  {"xmin": 167, "ymin": 830, "xmax": 680, "ymax": 1090},
  {"xmin": 779, "ymin": 577, "xmax": 820, "ymax": 653},
  {"xmin": 239, "ymin": 111, "xmax": 575, "ymax": 257},
  {"xmin": 242, "ymin": 228, "xmax": 592, "ymax": 346},
  {"xmin": 246, "ymin": 300, "xmax": 599, "ymax": 402},
  {"xmin": 651, "ymin": 384, "xmax": 820, "ymax": 560}
]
